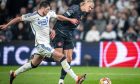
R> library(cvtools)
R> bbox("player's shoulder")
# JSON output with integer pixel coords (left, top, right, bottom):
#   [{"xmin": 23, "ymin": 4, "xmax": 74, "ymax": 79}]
[
  {"xmin": 32, "ymin": 11, "xmax": 38, "ymax": 16},
  {"xmin": 69, "ymin": 4, "xmax": 80, "ymax": 11},
  {"xmin": 30, "ymin": 11, "xmax": 38, "ymax": 17},
  {"xmin": 24, "ymin": 11, "xmax": 38, "ymax": 17},
  {"xmin": 70, "ymin": 4, "xmax": 79, "ymax": 8}
]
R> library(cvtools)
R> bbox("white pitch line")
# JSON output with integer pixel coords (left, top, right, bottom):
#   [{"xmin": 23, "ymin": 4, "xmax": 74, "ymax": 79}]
[{"xmin": 0, "ymin": 72, "xmax": 140, "ymax": 76}]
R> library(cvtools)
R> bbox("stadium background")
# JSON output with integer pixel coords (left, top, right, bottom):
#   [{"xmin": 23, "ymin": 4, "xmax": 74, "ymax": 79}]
[{"xmin": 0, "ymin": 0, "xmax": 140, "ymax": 84}]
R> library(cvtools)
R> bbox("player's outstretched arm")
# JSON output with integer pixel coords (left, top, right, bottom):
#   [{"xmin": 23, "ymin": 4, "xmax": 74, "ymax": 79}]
[
  {"xmin": 57, "ymin": 15, "xmax": 78, "ymax": 24},
  {"xmin": 0, "ymin": 17, "xmax": 22, "ymax": 30}
]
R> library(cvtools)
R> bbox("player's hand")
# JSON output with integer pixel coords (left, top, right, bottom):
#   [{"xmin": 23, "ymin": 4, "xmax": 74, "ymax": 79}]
[
  {"xmin": 50, "ymin": 29, "xmax": 56, "ymax": 40},
  {"xmin": 70, "ymin": 19, "xmax": 79, "ymax": 25},
  {"xmin": 0, "ymin": 24, "xmax": 8, "ymax": 30}
]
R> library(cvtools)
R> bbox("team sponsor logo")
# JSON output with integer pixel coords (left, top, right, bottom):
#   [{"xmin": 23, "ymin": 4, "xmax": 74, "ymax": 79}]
[
  {"xmin": 38, "ymin": 19, "xmax": 48, "ymax": 26},
  {"xmin": 100, "ymin": 42, "xmax": 140, "ymax": 68}
]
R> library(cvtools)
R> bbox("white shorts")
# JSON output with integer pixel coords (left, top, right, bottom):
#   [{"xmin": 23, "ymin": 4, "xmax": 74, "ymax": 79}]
[{"xmin": 36, "ymin": 44, "xmax": 54, "ymax": 58}]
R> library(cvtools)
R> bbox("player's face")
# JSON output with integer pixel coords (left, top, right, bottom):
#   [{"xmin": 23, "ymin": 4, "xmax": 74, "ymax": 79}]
[
  {"xmin": 84, "ymin": 3, "xmax": 94, "ymax": 13},
  {"xmin": 43, "ymin": 6, "xmax": 50, "ymax": 15}
]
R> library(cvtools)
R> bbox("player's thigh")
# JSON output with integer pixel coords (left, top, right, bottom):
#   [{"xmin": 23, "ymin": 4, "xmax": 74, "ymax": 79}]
[
  {"xmin": 55, "ymin": 48, "xmax": 63, "ymax": 53},
  {"xmin": 64, "ymin": 49, "xmax": 73, "ymax": 62}
]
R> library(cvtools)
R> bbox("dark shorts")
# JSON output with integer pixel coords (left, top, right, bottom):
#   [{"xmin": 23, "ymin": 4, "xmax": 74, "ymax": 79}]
[{"xmin": 53, "ymin": 33, "xmax": 74, "ymax": 49}]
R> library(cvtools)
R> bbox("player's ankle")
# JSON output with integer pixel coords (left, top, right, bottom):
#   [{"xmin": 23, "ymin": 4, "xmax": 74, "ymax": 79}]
[
  {"xmin": 58, "ymin": 79, "xmax": 64, "ymax": 84},
  {"xmin": 75, "ymin": 76, "xmax": 78, "ymax": 81}
]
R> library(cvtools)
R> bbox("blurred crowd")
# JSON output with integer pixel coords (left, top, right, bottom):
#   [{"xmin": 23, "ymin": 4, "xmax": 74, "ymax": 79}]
[{"xmin": 0, "ymin": 0, "xmax": 140, "ymax": 42}]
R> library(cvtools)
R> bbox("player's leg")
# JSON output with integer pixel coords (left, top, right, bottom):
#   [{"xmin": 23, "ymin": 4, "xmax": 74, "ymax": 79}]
[
  {"xmin": 64, "ymin": 49, "xmax": 73, "ymax": 62},
  {"xmin": 52, "ymin": 50, "xmax": 86, "ymax": 84},
  {"xmin": 53, "ymin": 48, "xmax": 65, "ymax": 84},
  {"xmin": 15, "ymin": 53, "xmax": 43, "ymax": 76},
  {"xmin": 58, "ymin": 37, "xmax": 74, "ymax": 83},
  {"xmin": 10, "ymin": 53, "xmax": 43, "ymax": 84},
  {"xmin": 52, "ymin": 33, "xmax": 66, "ymax": 84},
  {"xmin": 10, "ymin": 43, "xmax": 49, "ymax": 84},
  {"xmin": 58, "ymin": 49, "xmax": 73, "ymax": 83}
]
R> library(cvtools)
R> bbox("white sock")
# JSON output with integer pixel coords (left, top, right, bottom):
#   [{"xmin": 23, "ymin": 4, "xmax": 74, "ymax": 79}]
[
  {"xmin": 14, "ymin": 62, "xmax": 32, "ymax": 76},
  {"xmin": 61, "ymin": 59, "xmax": 78, "ymax": 81}
]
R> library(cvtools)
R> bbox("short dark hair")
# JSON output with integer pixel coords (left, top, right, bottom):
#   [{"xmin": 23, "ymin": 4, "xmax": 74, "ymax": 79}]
[{"xmin": 39, "ymin": 1, "xmax": 50, "ymax": 9}]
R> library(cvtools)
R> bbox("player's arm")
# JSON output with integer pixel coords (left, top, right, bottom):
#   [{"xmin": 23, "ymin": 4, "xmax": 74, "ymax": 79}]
[
  {"xmin": 50, "ymin": 7, "xmax": 78, "ymax": 24},
  {"xmin": 0, "ymin": 13, "xmax": 34, "ymax": 30},
  {"xmin": 56, "ymin": 5, "xmax": 79, "ymax": 24},
  {"xmin": 56, "ymin": 15, "xmax": 78, "ymax": 24},
  {"xmin": 0, "ymin": 17, "xmax": 22, "ymax": 30}
]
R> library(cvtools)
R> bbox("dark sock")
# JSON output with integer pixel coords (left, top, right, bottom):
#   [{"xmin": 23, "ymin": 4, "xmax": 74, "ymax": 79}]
[{"xmin": 60, "ymin": 62, "xmax": 71, "ymax": 79}]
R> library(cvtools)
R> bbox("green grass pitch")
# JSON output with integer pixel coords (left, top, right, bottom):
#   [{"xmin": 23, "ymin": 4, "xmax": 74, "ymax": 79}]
[{"xmin": 0, "ymin": 66, "xmax": 140, "ymax": 84}]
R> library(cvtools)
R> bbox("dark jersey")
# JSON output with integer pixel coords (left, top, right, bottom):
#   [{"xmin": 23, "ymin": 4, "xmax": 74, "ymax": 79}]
[{"xmin": 54, "ymin": 5, "xmax": 84, "ymax": 37}]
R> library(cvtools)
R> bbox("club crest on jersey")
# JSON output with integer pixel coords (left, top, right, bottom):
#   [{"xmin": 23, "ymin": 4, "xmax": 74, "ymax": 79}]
[{"xmin": 57, "ymin": 42, "xmax": 63, "ymax": 47}]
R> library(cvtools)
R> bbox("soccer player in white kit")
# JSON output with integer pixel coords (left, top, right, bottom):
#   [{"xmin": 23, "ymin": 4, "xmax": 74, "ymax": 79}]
[{"xmin": 0, "ymin": 1, "xmax": 86, "ymax": 84}]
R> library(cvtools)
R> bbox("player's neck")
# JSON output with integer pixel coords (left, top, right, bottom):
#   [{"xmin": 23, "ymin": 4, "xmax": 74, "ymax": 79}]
[{"xmin": 37, "ymin": 10, "xmax": 44, "ymax": 17}]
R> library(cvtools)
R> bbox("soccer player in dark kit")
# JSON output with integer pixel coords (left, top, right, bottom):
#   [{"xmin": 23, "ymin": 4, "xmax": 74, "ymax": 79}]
[{"xmin": 50, "ymin": 0, "xmax": 94, "ymax": 84}]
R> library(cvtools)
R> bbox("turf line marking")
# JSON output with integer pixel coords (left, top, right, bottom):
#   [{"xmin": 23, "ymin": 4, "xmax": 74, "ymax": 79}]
[{"xmin": 0, "ymin": 72, "xmax": 140, "ymax": 76}]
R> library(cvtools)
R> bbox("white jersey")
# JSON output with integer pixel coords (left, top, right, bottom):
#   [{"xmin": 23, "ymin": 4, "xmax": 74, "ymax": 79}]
[{"xmin": 21, "ymin": 10, "xmax": 57, "ymax": 46}]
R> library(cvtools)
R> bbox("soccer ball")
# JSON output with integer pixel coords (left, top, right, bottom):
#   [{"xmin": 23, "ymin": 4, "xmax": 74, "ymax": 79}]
[{"xmin": 99, "ymin": 77, "xmax": 111, "ymax": 84}]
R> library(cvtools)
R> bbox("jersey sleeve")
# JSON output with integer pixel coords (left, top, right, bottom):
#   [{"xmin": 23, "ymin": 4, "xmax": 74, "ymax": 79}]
[
  {"xmin": 21, "ymin": 13, "xmax": 35, "ymax": 21},
  {"xmin": 49, "ymin": 11, "xmax": 57, "ymax": 18}
]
